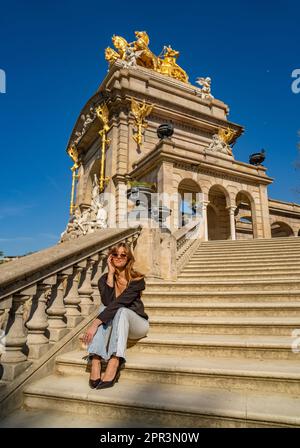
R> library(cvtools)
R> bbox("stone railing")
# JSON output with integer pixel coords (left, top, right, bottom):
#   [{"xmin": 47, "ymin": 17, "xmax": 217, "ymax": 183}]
[
  {"xmin": 0, "ymin": 226, "xmax": 142, "ymax": 383},
  {"xmin": 174, "ymin": 219, "xmax": 202, "ymax": 273}
]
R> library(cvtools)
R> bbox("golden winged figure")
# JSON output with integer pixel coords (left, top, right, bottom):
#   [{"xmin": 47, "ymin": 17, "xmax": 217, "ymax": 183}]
[
  {"xmin": 95, "ymin": 103, "xmax": 110, "ymax": 132},
  {"xmin": 130, "ymin": 98, "xmax": 154, "ymax": 146},
  {"xmin": 218, "ymin": 127, "xmax": 236, "ymax": 145},
  {"xmin": 67, "ymin": 144, "xmax": 80, "ymax": 168},
  {"xmin": 131, "ymin": 98, "xmax": 153, "ymax": 123}
]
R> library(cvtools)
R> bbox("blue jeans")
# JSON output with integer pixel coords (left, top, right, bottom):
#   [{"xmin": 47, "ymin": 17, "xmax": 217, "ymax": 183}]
[{"xmin": 87, "ymin": 304, "xmax": 150, "ymax": 362}]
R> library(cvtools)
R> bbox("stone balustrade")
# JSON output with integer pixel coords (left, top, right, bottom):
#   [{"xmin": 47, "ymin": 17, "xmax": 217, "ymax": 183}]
[
  {"xmin": 174, "ymin": 219, "xmax": 202, "ymax": 273},
  {"xmin": 0, "ymin": 226, "xmax": 142, "ymax": 382}
]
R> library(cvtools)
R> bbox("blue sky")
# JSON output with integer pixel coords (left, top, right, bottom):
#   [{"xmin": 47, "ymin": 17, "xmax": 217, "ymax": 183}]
[{"xmin": 0, "ymin": 0, "xmax": 299, "ymax": 256}]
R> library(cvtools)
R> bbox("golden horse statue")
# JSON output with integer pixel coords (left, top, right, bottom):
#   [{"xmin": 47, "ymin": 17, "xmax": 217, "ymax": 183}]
[
  {"xmin": 132, "ymin": 31, "xmax": 159, "ymax": 71},
  {"xmin": 104, "ymin": 30, "xmax": 189, "ymax": 83}
]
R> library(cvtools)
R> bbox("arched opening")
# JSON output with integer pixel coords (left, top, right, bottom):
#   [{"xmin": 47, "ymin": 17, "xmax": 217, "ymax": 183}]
[
  {"xmin": 178, "ymin": 179, "xmax": 202, "ymax": 227},
  {"xmin": 271, "ymin": 221, "xmax": 294, "ymax": 238},
  {"xmin": 298, "ymin": 229, "xmax": 300, "ymax": 237},
  {"xmin": 235, "ymin": 191, "xmax": 255, "ymax": 239},
  {"xmin": 207, "ymin": 185, "xmax": 230, "ymax": 240}
]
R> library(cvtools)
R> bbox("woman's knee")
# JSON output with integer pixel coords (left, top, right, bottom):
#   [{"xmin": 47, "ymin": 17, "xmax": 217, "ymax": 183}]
[{"xmin": 115, "ymin": 307, "xmax": 130, "ymax": 319}]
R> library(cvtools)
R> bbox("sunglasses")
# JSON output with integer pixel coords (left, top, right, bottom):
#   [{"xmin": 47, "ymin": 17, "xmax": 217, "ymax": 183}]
[{"xmin": 111, "ymin": 253, "xmax": 128, "ymax": 259}]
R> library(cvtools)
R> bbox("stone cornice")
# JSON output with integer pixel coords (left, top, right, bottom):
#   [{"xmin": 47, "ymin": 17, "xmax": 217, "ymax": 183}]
[
  {"xmin": 268, "ymin": 197, "xmax": 300, "ymax": 218},
  {"xmin": 268, "ymin": 197, "xmax": 300, "ymax": 209},
  {"xmin": 129, "ymin": 139, "xmax": 273, "ymax": 186},
  {"xmin": 101, "ymin": 66, "xmax": 243, "ymax": 139},
  {"xmin": 66, "ymin": 62, "xmax": 244, "ymax": 155}
]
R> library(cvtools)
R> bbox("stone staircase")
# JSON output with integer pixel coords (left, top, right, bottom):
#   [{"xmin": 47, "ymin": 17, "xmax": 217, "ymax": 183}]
[{"xmin": 2, "ymin": 236, "xmax": 300, "ymax": 428}]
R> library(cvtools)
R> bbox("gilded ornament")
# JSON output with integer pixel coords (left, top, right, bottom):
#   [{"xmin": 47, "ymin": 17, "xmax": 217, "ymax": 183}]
[
  {"xmin": 130, "ymin": 98, "xmax": 154, "ymax": 146},
  {"xmin": 67, "ymin": 144, "xmax": 81, "ymax": 215},
  {"xmin": 95, "ymin": 103, "xmax": 111, "ymax": 192},
  {"xmin": 104, "ymin": 31, "xmax": 189, "ymax": 83}
]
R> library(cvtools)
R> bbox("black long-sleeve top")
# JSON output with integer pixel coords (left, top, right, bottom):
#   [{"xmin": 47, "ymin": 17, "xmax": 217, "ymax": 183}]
[{"xmin": 96, "ymin": 272, "xmax": 149, "ymax": 324}]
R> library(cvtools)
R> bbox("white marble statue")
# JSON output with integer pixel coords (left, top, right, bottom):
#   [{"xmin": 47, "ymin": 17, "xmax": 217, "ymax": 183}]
[
  {"xmin": 96, "ymin": 201, "xmax": 108, "ymax": 228},
  {"xmin": 59, "ymin": 175, "xmax": 108, "ymax": 242},
  {"xmin": 207, "ymin": 134, "xmax": 233, "ymax": 156},
  {"xmin": 121, "ymin": 47, "xmax": 143, "ymax": 68},
  {"xmin": 59, "ymin": 208, "xmax": 82, "ymax": 242},
  {"xmin": 196, "ymin": 77, "xmax": 214, "ymax": 99}
]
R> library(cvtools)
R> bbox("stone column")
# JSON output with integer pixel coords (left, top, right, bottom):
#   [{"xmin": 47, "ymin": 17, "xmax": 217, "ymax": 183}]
[
  {"xmin": 1, "ymin": 286, "xmax": 36, "ymax": 381},
  {"xmin": 258, "ymin": 184, "xmax": 271, "ymax": 238},
  {"xmin": 156, "ymin": 141, "xmax": 175, "ymax": 232},
  {"xmin": 26, "ymin": 276, "xmax": 56, "ymax": 359},
  {"xmin": 78, "ymin": 257, "xmax": 97, "ymax": 316},
  {"xmin": 0, "ymin": 295, "xmax": 12, "ymax": 362},
  {"xmin": 202, "ymin": 200, "xmax": 209, "ymax": 241},
  {"xmin": 226, "ymin": 205, "xmax": 236, "ymax": 240},
  {"xmin": 91, "ymin": 253, "xmax": 106, "ymax": 305},
  {"xmin": 64, "ymin": 266, "xmax": 83, "ymax": 328},
  {"xmin": 47, "ymin": 273, "xmax": 68, "ymax": 342},
  {"xmin": 112, "ymin": 174, "xmax": 128, "ymax": 229}
]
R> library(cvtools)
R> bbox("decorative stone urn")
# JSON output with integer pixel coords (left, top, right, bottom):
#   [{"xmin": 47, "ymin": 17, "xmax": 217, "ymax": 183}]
[{"xmin": 157, "ymin": 123, "xmax": 174, "ymax": 140}]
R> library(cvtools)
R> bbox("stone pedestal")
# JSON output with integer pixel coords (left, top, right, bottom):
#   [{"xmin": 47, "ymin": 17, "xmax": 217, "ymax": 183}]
[
  {"xmin": 133, "ymin": 220, "xmax": 161, "ymax": 280},
  {"xmin": 160, "ymin": 229, "xmax": 177, "ymax": 281}
]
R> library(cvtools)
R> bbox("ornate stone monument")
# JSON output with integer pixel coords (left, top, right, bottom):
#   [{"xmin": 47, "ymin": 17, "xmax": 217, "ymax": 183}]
[{"xmin": 61, "ymin": 30, "xmax": 300, "ymax": 241}]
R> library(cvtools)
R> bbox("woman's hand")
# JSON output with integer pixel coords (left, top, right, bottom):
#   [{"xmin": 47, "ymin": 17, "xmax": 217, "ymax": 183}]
[
  {"xmin": 82, "ymin": 323, "xmax": 98, "ymax": 345},
  {"xmin": 107, "ymin": 254, "xmax": 116, "ymax": 274}
]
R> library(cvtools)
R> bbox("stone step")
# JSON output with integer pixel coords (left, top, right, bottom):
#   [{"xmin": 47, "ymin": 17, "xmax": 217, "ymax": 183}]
[
  {"xmin": 186, "ymin": 259, "xmax": 300, "ymax": 268},
  {"xmin": 142, "ymin": 290, "xmax": 300, "ymax": 303},
  {"xmin": 148, "ymin": 316, "xmax": 300, "ymax": 336},
  {"xmin": 193, "ymin": 248, "xmax": 300, "ymax": 256},
  {"xmin": 197, "ymin": 238, "xmax": 300, "ymax": 247},
  {"xmin": 0, "ymin": 408, "xmax": 148, "ymax": 428},
  {"xmin": 55, "ymin": 350, "xmax": 300, "ymax": 396},
  {"xmin": 146, "ymin": 279, "xmax": 300, "ymax": 292},
  {"xmin": 198, "ymin": 237, "xmax": 300, "ymax": 243},
  {"xmin": 179, "ymin": 266, "xmax": 300, "ymax": 279},
  {"xmin": 129, "ymin": 333, "xmax": 300, "ymax": 360},
  {"xmin": 23, "ymin": 373, "xmax": 300, "ymax": 427},
  {"xmin": 178, "ymin": 272, "xmax": 300, "ymax": 280},
  {"xmin": 190, "ymin": 254, "xmax": 300, "ymax": 262},
  {"xmin": 144, "ymin": 302, "xmax": 300, "ymax": 317},
  {"xmin": 196, "ymin": 244, "xmax": 300, "ymax": 251}
]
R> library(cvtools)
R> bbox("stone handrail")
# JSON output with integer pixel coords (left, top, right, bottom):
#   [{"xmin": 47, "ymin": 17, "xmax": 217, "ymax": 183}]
[
  {"xmin": 0, "ymin": 226, "xmax": 142, "ymax": 382},
  {"xmin": 174, "ymin": 219, "xmax": 202, "ymax": 273}
]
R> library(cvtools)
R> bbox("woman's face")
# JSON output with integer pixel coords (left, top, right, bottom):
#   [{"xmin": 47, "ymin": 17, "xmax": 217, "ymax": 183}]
[{"xmin": 111, "ymin": 247, "xmax": 129, "ymax": 268}]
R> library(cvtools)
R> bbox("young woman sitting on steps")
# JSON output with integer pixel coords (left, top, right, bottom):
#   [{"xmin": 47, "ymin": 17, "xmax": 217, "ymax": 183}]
[{"xmin": 82, "ymin": 242, "xmax": 149, "ymax": 389}]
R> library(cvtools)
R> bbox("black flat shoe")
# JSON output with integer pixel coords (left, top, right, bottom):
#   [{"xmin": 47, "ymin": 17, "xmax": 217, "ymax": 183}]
[{"xmin": 89, "ymin": 378, "xmax": 102, "ymax": 389}]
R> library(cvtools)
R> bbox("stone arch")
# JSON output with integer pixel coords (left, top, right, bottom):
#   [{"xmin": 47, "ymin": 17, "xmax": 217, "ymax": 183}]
[
  {"xmin": 178, "ymin": 178, "xmax": 202, "ymax": 227},
  {"xmin": 271, "ymin": 221, "xmax": 294, "ymax": 238},
  {"xmin": 235, "ymin": 190, "xmax": 257, "ymax": 239},
  {"xmin": 207, "ymin": 184, "xmax": 231, "ymax": 240},
  {"xmin": 208, "ymin": 183, "xmax": 231, "ymax": 208}
]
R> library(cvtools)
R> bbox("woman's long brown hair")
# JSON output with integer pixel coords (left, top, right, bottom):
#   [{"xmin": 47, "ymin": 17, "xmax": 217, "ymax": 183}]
[{"xmin": 107, "ymin": 242, "xmax": 145, "ymax": 285}]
